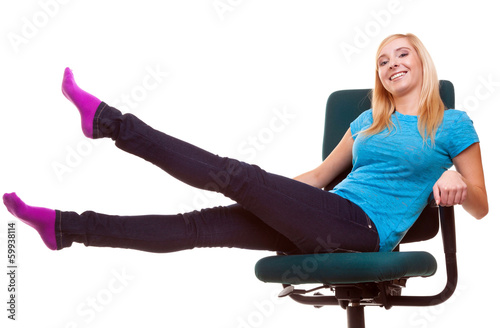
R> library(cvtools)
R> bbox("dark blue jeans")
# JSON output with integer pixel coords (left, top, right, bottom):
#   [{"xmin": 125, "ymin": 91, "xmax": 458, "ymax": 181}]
[{"xmin": 55, "ymin": 103, "xmax": 379, "ymax": 254}]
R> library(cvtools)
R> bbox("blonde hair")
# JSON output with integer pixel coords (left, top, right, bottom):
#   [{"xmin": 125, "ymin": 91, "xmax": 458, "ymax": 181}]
[{"xmin": 362, "ymin": 33, "xmax": 445, "ymax": 144}]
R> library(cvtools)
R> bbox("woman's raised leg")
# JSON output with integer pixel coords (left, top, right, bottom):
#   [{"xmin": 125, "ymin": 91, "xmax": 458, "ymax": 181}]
[{"xmin": 61, "ymin": 68, "xmax": 379, "ymax": 254}]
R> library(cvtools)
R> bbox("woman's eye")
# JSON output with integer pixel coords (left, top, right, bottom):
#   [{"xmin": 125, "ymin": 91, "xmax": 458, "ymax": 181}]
[
  {"xmin": 399, "ymin": 53, "xmax": 408, "ymax": 58},
  {"xmin": 379, "ymin": 60, "xmax": 388, "ymax": 66}
]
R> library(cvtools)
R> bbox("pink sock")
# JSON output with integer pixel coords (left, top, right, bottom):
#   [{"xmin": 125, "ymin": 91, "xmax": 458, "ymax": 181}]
[
  {"xmin": 61, "ymin": 67, "xmax": 101, "ymax": 138},
  {"xmin": 3, "ymin": 193, "xmax": 57, "ymax": 250}
]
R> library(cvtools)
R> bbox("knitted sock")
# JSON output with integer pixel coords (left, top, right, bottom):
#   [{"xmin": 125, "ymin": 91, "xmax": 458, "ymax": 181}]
[
  {"xmin": 3, "ymin": 193, "xmax": 57, "ymax": 250},
  {"xmin": 61, "ymin": 67, "xmax": 101, "ymax": 138}
]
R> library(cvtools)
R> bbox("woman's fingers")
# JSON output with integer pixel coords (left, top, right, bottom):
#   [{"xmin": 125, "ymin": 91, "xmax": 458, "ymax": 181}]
[{"xmin": 433, "ymin": 171, "xmax": 468, "ymax": 206}]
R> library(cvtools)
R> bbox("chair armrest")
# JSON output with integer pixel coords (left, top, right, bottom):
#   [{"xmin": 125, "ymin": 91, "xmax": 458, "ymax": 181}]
[
  {"xmin": 387, "ymin": 205, "xmax": 458, "ymax": 307},
  {"xmin": 439, "ymin": 206, "xmax": 457, "ymax": 254}
]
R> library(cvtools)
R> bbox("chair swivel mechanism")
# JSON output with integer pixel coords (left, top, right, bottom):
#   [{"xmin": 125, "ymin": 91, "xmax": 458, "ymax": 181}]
[{"xmin": 254, "ymin": 81, "xmax": 458, "ymax": 328}]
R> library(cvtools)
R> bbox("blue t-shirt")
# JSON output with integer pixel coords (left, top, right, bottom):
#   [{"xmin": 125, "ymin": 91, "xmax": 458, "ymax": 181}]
[{"xmin": 332, "ymin": 109, "xmax": 479, "ymax": 252}]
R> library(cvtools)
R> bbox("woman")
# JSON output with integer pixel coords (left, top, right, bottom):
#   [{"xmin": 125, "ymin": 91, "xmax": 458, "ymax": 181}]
[{"xmin": 3, "ymin": 33, "xmax": 488, "ymax": 255}]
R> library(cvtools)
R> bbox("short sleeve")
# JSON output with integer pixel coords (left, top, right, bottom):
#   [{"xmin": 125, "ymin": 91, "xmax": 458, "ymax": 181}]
[
  {"xmin": 446, "ymin": 111, "xmax": 480, "ymax": 158},
  {"xmin": 350, "ymin": 109, "xmax": 373, "ymax": 139}
]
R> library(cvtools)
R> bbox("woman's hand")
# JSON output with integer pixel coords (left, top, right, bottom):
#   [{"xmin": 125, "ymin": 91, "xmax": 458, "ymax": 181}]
[{"xmin": 433, "ymin": 170, "xmax": 468, "ymax": 207}]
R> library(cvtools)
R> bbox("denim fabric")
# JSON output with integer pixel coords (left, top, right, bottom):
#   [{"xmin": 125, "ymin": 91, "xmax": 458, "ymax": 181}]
[{"xmin": 56, "ymin": 102, "xmax": 379, "ymax": 254}]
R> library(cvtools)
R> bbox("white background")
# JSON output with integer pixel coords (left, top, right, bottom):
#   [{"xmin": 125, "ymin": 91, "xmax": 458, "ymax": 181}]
[{"xmin": 1, "ymin": 1, "xmax": 499, "ymax": 327}]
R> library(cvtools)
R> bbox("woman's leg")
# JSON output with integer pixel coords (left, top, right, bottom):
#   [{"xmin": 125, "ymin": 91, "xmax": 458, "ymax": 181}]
[
  {"xmin": 3, "ymin": 192, "xmax": 299, "ymax": 253},
  {"xmin": 56, "ymin": 203, "xmax": 300, "ymax": 253},
  {"xmin": 90, "ymin": 103, "xmax": 379, "ymax": 254},
  {"xmin": 59, "ymin": 68, "xmax": 379, "ymax": 253},
  {"xmin": 2, "ymin": 68, "xmax": 378, "ymax": 255}
]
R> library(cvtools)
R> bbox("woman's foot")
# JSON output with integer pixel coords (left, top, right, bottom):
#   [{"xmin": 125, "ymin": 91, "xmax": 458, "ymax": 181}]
[
  {"xmin": 3, "ymin": 193, "xmax": 57, "ymax": 250},
  {"xmin": 61, "ymin": 67, "xmax": 101, "ymax": 138}
]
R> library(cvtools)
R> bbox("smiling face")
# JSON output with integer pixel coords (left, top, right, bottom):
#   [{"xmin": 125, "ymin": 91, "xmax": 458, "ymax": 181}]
[{"xmin": 377, "ymin": 37, "xmax": 423, "ymax": 99}]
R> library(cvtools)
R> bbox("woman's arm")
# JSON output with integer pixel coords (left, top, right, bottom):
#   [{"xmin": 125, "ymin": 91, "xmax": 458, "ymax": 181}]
[
  {"xmin": 432, "ymin": 143, "xmax": 488, "ymax": 219},
  {"xmin": 294, "ymin": 128, "xmax": 354, "ymax": 189}
]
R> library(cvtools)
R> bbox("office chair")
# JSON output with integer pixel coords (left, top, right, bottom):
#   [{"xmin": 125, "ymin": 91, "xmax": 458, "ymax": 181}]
[{"xmin": 254, "ymin": 80, "xmax": 458, "ymax": 328}]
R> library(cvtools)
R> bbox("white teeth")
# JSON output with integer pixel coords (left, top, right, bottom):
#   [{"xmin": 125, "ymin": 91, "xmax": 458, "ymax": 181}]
[{"xmin": 390, "ymin": 72, "xmax": 406, "ymax": 81}]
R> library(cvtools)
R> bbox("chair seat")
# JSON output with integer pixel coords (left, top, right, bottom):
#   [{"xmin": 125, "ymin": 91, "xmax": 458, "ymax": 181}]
[{"xmin": 255, "ymin": 251, "xmax": 437, "ymax": 285}]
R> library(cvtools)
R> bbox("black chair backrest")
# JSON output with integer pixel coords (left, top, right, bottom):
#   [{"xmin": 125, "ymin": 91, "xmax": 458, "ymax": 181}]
[{"xmin": 322, "ymin": 81, "xmax": 455, "ymax": 244}]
